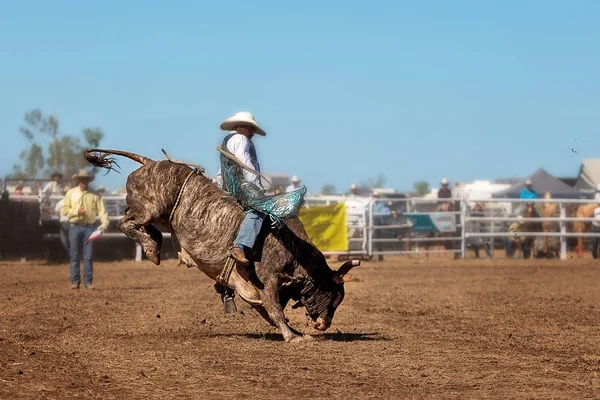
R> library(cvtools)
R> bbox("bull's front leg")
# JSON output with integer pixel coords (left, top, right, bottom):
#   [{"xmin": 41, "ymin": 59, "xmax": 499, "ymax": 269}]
[{"xmin": 260, "ymin": 278, "xmax": 306, "ymax": 343}]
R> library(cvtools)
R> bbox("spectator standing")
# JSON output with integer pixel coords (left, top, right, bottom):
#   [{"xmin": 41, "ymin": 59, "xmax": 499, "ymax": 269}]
[
  {"xmin": 594, "ymin": 184, "xmax": 600, "ymax": 202},
  {"xmin": 371, "ymin": 191, "xmax": 391, "ymax": 261},
  {"xmin": 468, "ymin": 203, "xmax": 492, "ymax": 259},
  {"xmin": 42, "ymin": 171, "xmax": 64, "ymax": 198},
  {"xmin": 437, "ymin": 178, "xmax": 452, "ymax": 209},
  {"xmin": 437, "ymin": 178, "xmax": 458, "ymax": 258},
  {"xmin": 62, "ymin": 169, "xmax": 109, "ymax": 290},
  {"xmin": 286, "ymin": 176, "xmax": 302, "ymax": 192},
  {"xmin": 518, "ymin": 179, "xmax": 538, "ymax": 216}
]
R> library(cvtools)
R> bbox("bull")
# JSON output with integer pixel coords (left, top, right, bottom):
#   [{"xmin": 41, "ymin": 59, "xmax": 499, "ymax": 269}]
[{"xmin": 84, "ymin": 148, "xmax": 359, "ymax": 343}]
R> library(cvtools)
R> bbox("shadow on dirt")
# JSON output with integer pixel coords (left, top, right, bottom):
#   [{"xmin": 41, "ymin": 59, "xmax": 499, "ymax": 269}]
[{"xmin": 206, "ymin": 332, "xmax": 389, "ymax": 342}]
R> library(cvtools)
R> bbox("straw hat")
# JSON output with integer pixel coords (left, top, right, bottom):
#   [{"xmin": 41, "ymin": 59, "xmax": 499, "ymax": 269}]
[
  {"xmin": 219, "ymin": 111, "xmax": 266, "ymax": 136},
  {"xmin": 73, "ymin": 169, "xmax": 95, "ymax": 182},
  {"xmin": 441, "ymin": 178, "xmax": 449, "ymax": 185},
  {"xmin": 291, "ymin": 176, "xmax": 300, "ymax": 183},
  {"xmin": 525, "ymin": 179, "xmax": 533, "ymax": 186}
]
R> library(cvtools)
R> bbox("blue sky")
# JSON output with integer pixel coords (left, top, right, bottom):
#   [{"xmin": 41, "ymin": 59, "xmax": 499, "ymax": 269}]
[{"xmin": 1, "ymin": 1, "xmax": 599, "ymax": 193}]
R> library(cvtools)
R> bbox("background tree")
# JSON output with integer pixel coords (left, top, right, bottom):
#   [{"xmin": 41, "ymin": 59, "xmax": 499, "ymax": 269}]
[
  {"xmin": 412, "ymin": 180, "xmax": 430, "ymax": 197},
  {"xmin": 359, "ymin": 173, "xmax": 386, "ymax": 189},
  {"xmin": 9, "ymin": 109, "xmax": 104, "ymax": 179},
  {"xmin": 321, "ymin": 183, "xmax": 336, "ymax": 195}
]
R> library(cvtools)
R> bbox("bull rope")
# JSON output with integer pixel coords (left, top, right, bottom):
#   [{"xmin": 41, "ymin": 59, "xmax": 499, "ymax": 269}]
[
  {"xmin": 216, "ymin": 256, "xmax": 236, "ymax": 286},
  {"xmin": 168, "ymin": 169, "xmax": 196, "ymax": 229}
]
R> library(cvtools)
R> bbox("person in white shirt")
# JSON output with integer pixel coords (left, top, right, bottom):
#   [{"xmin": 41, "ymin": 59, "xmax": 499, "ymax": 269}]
[
  {"xmin": 594, "ymin": 183, "xmax": 600, "ymax": 202},
  {"xmin": 215, "ymin": 111, "xmax": 266, "ymax": 266},
  {"xmin": 286, "ymin": 176, "xmax": 302, "ymax": 192},
  {"xmin": 42, "ymin": 171, "xmax": 63, "ymax": 198}
]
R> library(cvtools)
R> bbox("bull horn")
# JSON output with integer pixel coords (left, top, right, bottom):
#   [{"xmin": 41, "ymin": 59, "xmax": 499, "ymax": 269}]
[{"xmin": 337, "ymin": 259, "xmax": 361, "ymax": 276}]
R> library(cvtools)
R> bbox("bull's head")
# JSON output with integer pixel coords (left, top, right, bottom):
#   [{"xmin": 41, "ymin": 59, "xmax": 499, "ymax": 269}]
[{"xmin": 295, "ymin": 259, "xmax": 360, "ymax": 332}]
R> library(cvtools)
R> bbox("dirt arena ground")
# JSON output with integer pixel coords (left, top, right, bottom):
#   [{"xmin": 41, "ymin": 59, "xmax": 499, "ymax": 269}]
[{"xmin": 2, "ymin": 255, "xmax": 600, "ymax": 399}]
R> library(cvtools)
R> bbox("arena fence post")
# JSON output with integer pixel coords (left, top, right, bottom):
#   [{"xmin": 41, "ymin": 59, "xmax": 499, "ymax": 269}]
[
  {"xmin": 560, "ymin": 202, "xmax": 567, "ymax": 260},
  {"xmin": 460, "ymin": 198, "xmax": 467, "ymax": 258},
  {"xmin": 367, "ymin": 200, "xmax": 373, "ymax": 258},
  {"xmin": 135, "ymin": 243, "xmax": 142, "ymax": 262}
]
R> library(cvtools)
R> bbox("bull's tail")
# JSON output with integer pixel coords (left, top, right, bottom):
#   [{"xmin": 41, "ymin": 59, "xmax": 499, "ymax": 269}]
[{"xmin": 84, "ymin": 148, "xmax": 153, "ymax": 173}]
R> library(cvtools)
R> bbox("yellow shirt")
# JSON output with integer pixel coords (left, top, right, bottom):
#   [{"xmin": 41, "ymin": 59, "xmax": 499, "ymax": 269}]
[{"xmin": 61, "ymin": 186, "xmax": 109, "ymax": 230}]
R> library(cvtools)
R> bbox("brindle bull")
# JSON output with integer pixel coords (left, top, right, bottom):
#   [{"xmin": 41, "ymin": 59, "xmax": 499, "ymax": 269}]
[{"xmin": 84, "ymin": 148, "xmax": 359, "ymax": 343}]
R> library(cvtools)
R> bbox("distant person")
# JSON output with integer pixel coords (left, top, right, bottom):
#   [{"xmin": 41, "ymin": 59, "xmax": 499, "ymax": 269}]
[
  {"xmin": 519, "ymin": 179, "xmax": 538, "ymax": 215},
  {"xmin": 32, "ymin": 180, "xmax": 42, "ymax": 196},
  {"xmin": 55, "ymin": 186, "xmax": 72, "ymax": 253},
  {"xmin": 592, "ymin": 205, "xmax": 600, "ymax": 259},
  {"xmin": 437, "ymin": 178, "xmax": 452, "ymax": 210},
  {"xmin": 14, "ymin": 182, "xmax": 24, "ymax": 196},
  {"xmin": 42, "ymin": 171, "xmax": 64, "ymax": 198},
  {"xmin": 468, "ymin": 203, "xmax": 492, "ymax": 259},
  {"xmin": 62, "ymin": 169, "xmax": 109, "ymax": 290},
  {"xmin": 286, "ymin": 176, "xmax": 302, "ymax": 192},
  {"xmin": 437, "ymin": 178, "xmax": 458, "ymax": 258},
  {"xmin": 371, "ymin": 191, "xmax": 391, "ymax": 261},
  {"xmin": 348, "ymin": 184, "xmax": 359, "ymax": 197},
  {"xmin": 595, "ymin": 184, "xmax": 600, "ymax": 202},
  {"xmin": 519, "ymin": 179, "xmax": 537, "ymax": 200}
]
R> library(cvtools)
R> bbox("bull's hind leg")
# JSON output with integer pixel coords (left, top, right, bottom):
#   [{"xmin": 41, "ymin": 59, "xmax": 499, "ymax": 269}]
[{"xmin": 118, "ymin": 209, "xmax": 162, "ymax": 265}]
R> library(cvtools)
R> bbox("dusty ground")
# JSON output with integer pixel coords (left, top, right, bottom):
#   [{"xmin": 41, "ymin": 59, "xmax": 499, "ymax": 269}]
[{"xmin": 1, "ymin": 256, "xmax": 600, "ymax": 399}]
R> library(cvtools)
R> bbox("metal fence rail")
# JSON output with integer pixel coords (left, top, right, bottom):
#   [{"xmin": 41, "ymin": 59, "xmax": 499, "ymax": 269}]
[{"xmin": 5, "ymin": 193, "xmax": 600, "ymax": 261}]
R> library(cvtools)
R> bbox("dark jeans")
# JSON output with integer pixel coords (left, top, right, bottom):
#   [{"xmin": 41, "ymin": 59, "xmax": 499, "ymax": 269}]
[{"xmin": 69, "ymin": 224, "xmax": 95, "ymax": 285}]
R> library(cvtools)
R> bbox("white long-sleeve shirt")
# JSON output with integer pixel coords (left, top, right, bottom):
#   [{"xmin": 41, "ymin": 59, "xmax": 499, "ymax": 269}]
[
  {"xmin": 594, "ymin": 192, "xmax": 600, "ymax": 202},
  {"xmin": 216, "ymin": 132, "xmax": 261, "ymax": 188}
]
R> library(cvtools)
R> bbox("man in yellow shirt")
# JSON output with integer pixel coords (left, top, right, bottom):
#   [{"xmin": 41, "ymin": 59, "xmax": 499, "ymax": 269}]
[{"xmin": 62, "ymin": 169, "xmax": 109, "ymax": 290}]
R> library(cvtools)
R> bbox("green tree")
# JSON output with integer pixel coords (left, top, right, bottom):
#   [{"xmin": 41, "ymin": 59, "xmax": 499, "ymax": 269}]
[
  {"xmin": 321, "ymin": 183, "xmax": 336, "ymax": 195},
  {"xmin": 412, "ymin": 180, "xmax": 430, "ymax": 196},
  {"xmin": 359, "ymin": 173, "xmax": 386, "ymax": 189},
  {"xmin": 10, "ymin": 109, "xmax": 104, "ymax": 179}
]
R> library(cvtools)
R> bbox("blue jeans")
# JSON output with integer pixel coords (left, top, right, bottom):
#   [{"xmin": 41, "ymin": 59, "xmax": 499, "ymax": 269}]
[
  {"xmin": 69, "ymin": 224, "xmax": 95, "ymax": 285},
  {"xmin": 235, "ymin": 210, "xmax": 265, "ymax": 249}
]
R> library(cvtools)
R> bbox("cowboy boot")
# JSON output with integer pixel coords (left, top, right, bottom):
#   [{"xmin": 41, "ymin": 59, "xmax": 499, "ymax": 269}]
[{"xmin": 229, "ymin": 245, "xmax": 249, "ymax": 266}]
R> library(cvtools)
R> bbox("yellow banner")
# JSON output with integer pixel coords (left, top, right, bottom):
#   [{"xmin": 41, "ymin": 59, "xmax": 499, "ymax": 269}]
[{"xmin": 298, "ymin": 202, "xmax": 348, "ymax": 252}]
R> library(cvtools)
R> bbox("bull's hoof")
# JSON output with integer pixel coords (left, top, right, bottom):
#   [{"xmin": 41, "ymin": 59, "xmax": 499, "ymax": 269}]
[
  {"xmin": 147, "ymin": 251, "xmax": 160, "ymax": 265},
  {"xmin": 286, "ymin": 335, "xmax": 304, "ymax": 343}
]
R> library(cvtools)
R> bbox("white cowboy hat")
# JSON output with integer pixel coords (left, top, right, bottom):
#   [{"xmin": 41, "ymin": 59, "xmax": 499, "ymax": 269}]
[
  {"xmin": 220, "ymin": 111, "xmax": 266, "ymax": 136},
  {"xmin": 350, "ymin": 184, "xmax": 357, "ymax": 190},
  {"xmin": 73, "ymin": 169, "xmax": 95, "ymax": 182},
  {"xmin": 291, "ymin": 176, "xmax": 300, "ymax": 183},
  {"xmin": 525, "ymin": 179, "xmax": 533, "ymax": 186},
  {"xmin": 441, "ymin": 178, "xmax": 448, "ymax": 185}
]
